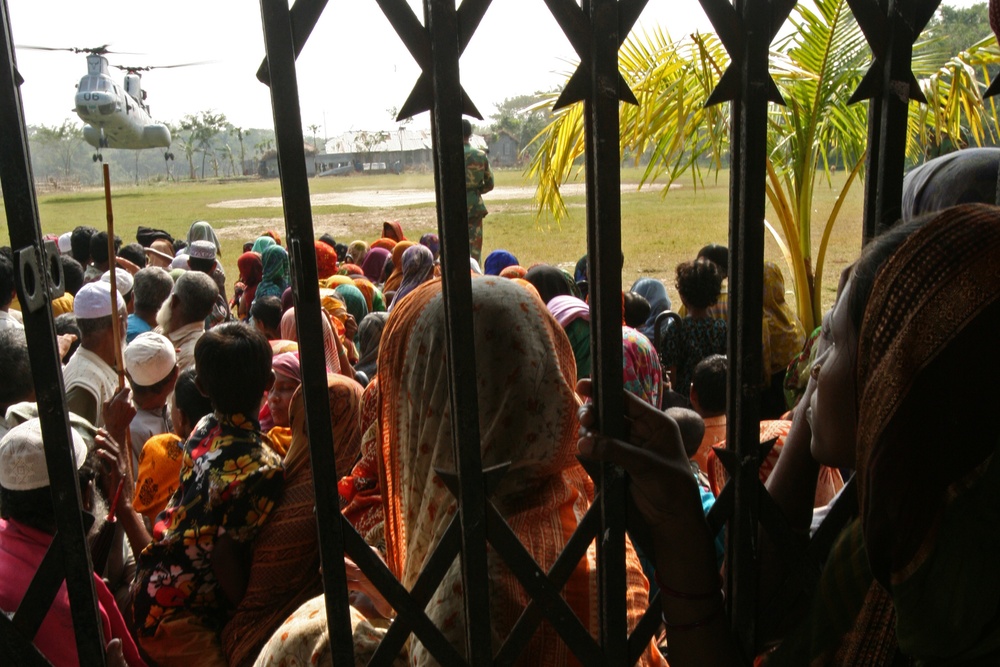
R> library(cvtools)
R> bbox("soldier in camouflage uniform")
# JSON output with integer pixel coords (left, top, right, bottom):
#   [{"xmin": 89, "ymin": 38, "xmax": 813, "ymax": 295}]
[{"xmin": 463, "ymin": 119, "xmax": 494, "ymax": 264}]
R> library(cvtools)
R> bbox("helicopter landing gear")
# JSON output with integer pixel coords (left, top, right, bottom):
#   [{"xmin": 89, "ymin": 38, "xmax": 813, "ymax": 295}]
[{"xmin": 93, "ymin": 153, "xmax": 103, "ymax": 162}]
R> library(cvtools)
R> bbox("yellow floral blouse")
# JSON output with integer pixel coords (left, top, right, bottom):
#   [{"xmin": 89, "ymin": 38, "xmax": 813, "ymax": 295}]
[{"xmin": 132, "ymin": 412, "xmax": 283, "ymax": 636}]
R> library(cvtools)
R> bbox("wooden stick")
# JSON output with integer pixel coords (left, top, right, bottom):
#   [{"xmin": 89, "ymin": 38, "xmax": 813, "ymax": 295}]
[{"xmin": 102, "ymin": 165, "xmax": 133, "ymax": 480}]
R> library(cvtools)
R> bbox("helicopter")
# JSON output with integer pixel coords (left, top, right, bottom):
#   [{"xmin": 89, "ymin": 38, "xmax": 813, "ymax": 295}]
[{"xmin": 19, "ymin": 45, "xmax": 201, "ymax": 162}]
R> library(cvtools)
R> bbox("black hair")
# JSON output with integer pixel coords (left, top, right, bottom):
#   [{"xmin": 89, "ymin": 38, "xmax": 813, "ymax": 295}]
[
  {"xmin": 462, "ymin": 118, "xmax": 473, "ymax": 139},
  {"xmin": 118, "ymin": 242, "xmax": 146, "ymax": 269},
  {"xmin": 54, "ymin": 313, "xmax": 82, "ymax": 361},
  {"xmin": 195, "ymin": 322, "xmax": 272, "ymax": 416},
  {"xmin": 187, "ymin": 257, "xmax": 215, "ymax": 274},
  {"xmin": 250, "ymin": 295, "xmax": 283, "ymax": 332},
  {"xmin": 847, "ymin": 215, "xmax": 932, "ymax": 333},
  {"xmin": 60, "ymin": 256, "xmax": 85, "ymax": 296},
  {"xmin": 243, "ymin": 242, "xmax": 254, "ymax": 253},
  {"xmin": 0, "ymin": 328, "xmax": 33, "ymax": 406},
  {"xmin": 319, "ymin": 233, "xmax": 337, "ymax": 249},
  {"xmin": 172, "ymin": 239, "xmax": 188, "ymax": 255},
  {"xmin": 675, "ymin": 259, "xmax": 722, "ymax": 310},
  {"xmin": 174, "ymin": 365, "xmax": 213, "ymax": 427},
  {"xmin": 381, "ymin": 258, "xmax": 394, "ymax": 284},
  {"xmin": 89, "ymin": 232, "xmax": 121, "ymax": 265},
  {"xmin": 335, "ymin": 243, "xmax": 348, "ymax": 263},
  {"xmin": 0, "ymin": 252, "xmax": 15, "ymax": 309},
  {"xmin": 691, "ymin": 354, "xmax": 727, "ymax": 415},
  {"xmin": 70, "ymin": 226, "xmax": 98, "ymax": 265},
  {"xmin": 697, "ymin": 244, "xmax": 729, "ymax": 278},
  {"xmin": 623, "ymin": 292, "xmax": 650, "ymax": 328},
  {"xmin": 665, "ymin": 407, "xmax": 707, "ymax": 459}
]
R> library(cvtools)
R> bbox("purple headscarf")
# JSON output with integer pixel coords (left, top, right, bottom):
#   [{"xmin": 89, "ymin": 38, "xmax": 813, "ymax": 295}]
[
  {"xmin": 360, "ymin": 246, "xmax": 391, "ymax": 283},
  {"xmin": 389, "ymin": 244, "xmax": 435, "ymax": 311}
]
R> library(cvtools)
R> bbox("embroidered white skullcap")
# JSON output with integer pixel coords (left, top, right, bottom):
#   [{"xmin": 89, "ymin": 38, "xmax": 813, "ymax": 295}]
[
  {"xmin": 58, "ymin": 232, "xmax": 73, "ymax": 254},
  {"xmin": 188, "ymin": 240, "xmax": 217, "ymax": 261},
  {"xmin": 100, "ymin": 268, "xmax": 134, "ymax": 296},
  {"xmin": 0, "ymin": 418, "xmax": 88, "ymax": 491},
  {"xmin": 73, "ymin": 281, "xmax": 126, "ymax": 319},
  {"xmin": 124, "ymin": 332, "xmax": 177, "ymax": 387}
]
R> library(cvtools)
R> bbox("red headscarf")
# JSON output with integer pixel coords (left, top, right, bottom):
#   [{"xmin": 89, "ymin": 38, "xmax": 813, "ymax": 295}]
[{"xmin": 314, "ymin": 241, "xmax": 338, "ymax": 280}]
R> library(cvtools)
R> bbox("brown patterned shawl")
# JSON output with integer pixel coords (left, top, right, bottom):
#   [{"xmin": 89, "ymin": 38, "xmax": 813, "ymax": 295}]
[{"xmin": 221, "ymin": 373, "xmax": 364, "ymax": 666}]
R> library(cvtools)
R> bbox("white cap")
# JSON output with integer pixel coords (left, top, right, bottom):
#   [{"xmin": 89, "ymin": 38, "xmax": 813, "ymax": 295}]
[
  {"xmin": 124, "ymin": 332, "xmax": 177, "ymax": 387},
  {"xmin": 0, "ymin": 418, "xmax": 88, "ymax": 491},
  {"xmin": 73, "ymin": 281, "xmax": 126, "ymax": 319},
  {"xmin": 188, "ymin": 240, "xmax": 217, "ymax": 261},
  {"xmin": 170, "ymin": 255, "xmax": 190, "ymax": 270},
  {"xmin": 100, "ymin": 269, "xmax": 134, "ymax": 296},
  {"xmin": 58, "ymin": 232, "xmax": 73, "ymax": 254}
]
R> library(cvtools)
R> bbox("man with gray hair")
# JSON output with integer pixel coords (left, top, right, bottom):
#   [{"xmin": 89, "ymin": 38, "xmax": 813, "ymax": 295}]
[
  {"xmin": 156, "ymin": 271, "xmax": 218, "ymax": 371},
  {"xmin": 128, "ymin": 267, "xmax": 174, "ymax": 344}
]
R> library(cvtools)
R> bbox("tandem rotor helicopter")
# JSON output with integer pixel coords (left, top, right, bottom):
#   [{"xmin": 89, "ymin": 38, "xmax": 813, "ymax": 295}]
[{"xmin": 19, "ymin": 44, "xmax": 205, "ymax": 162}]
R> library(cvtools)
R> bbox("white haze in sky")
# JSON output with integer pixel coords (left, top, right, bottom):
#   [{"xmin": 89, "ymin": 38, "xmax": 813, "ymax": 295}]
[{"xmin": 6, "ymin": 0, "xmax": 983, "ymax": 135}]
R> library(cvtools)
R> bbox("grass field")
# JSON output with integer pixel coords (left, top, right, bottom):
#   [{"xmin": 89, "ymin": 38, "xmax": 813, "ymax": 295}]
[{"xmin": 0, "ymin": 165, "xmax": 865, "ymax": 315}]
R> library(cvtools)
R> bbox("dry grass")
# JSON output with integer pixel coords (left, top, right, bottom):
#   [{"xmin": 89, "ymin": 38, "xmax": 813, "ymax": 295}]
[{"xmin": 0, "ymin": 165, "xmax": 865, "ymax": 315}]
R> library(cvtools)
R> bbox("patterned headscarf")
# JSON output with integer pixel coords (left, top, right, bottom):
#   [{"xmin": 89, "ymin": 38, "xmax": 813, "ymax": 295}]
[
  {"xmin": 186, "ymin": 220, "xmax": 221, "ymax": 256},
  {"xmin": 388, "ymin": 244, "xmax": 434, "ymax": 311},
  {"xmin": 419, "ymin": 232, "xmax": 440, "ymax": 260},
  {"xmin": 360, "ymin": 247, "xmax": 391, "ymax": 283},
  {"xmin": 356, "ymin": 311, "xmax": 389, "ymax": 373},
  {"xmin": 314, "ymin": 241, "xmax": 339, "ymax": 280},
  {"xmin": 377, "ymin": 277, "xmax": 662, "ymax": 665},
  {"xmin": 382, "ymin": 240, "xmax": 415, "ymax": 294},
  {"xmin": 856, "ymin": 204, "xmax": 1000, "ymax": 658},
  {"xmin": 484, "ymin": 249, "xmax": 519, "ymax": 276},
  {"xmin": 334, "ymin": 284, "xmax": 369, "ymax": 327},
  {"xmin": 337, "ymin": 263, "xmax": 364, "ymax": 277},
  {"xmin": 499, "ymin": 265, "xmax": 527, "ymax": 280},
  {"xmin": 255, "ymin": 245, "xmax": 290, "ymax": 301},
  {"xmin": 279, "ymin": 306, "xmax": 341, "ymax": 374},
  {"xmin": 621, "ymin": 326, "xmax": 662, "ymax": 409},
  {"xmin": 251, "ymin": 236, "xmax": 276, "ymax": 255}
]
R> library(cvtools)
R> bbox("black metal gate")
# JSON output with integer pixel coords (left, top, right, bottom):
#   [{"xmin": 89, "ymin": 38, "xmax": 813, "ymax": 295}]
[{"xmin": 0, "ymin": 0, "xmax": 957, "ymax": 664}]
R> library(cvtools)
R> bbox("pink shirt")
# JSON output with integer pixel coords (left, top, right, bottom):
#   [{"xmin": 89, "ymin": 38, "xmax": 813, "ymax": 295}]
[{"xmin": 0, "ymin": 518, "xmax": 145, "ymax": 666}]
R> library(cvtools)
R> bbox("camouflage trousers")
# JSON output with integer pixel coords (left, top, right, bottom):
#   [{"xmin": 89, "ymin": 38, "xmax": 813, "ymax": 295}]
[{"xmin": 469, "ymin": 214, "xmax": 485, "ymax": 264}]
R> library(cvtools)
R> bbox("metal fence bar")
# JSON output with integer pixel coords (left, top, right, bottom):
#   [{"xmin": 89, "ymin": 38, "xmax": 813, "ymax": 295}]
[
  {"xmin": 723, "ymin": 0, "xmax": 771, "ymax": 658},
  {"xmin": 257, "ymin": 2, "xmax": 357, "ymax": 664},
  {"xmin": 583, "ymin": 0, "xmax": 629, "ymax": 662},
  {"xmin": 0, "ymin": 2, "xmax": 107, "ymax": 664},
  {"xmin": 424, "ymin": 0, "xmax": 493, "ymax": 662},
  {"xmin": 851, "ymin": 0, "xmax": 940, "ymax": 241}
]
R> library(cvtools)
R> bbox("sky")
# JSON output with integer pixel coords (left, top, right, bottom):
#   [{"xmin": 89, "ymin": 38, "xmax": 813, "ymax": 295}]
[{"xmin": 6, "ymin": 0, "xmax": 983, "ymax": 138}]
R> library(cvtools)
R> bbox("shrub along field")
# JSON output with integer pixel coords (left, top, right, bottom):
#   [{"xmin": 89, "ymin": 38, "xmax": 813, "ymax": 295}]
[{"xmin": 0, "ymin": 165, "xmax": 864, "ymax": 318}]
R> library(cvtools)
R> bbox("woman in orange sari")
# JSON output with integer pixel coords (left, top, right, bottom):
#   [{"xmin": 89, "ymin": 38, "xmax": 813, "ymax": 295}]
[
  {"xmin": 256, "ymin": 277, "xmax": 665, "ymax": 666},
  {"xmin": 377, "ymin": 277, "xmax": 664, "ymax": 665},
  {"xmin": 381, "ymin": 240, "xmax": 415, "ymax": 296}
]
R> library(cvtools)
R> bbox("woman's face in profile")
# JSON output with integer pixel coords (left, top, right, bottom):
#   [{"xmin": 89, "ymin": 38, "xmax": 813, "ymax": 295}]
[{"xmin": 807, "ymin": 278, "xmax": 859, "ymax": 468}]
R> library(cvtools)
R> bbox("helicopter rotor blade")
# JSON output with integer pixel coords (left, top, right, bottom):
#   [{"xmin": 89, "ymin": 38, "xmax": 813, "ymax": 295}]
[
  {"xmin": 16, "ymin": 44, "xmax": 141, "ymax": 56},
  {"xmin": 112, "ymin": 60, "xmax": 214, "ymax": 73}
]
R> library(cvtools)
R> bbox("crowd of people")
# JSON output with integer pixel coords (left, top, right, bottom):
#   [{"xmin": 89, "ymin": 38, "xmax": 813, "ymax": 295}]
[{"xmin": 0, "ymin": 146, "xmax": 998, "ymax": 666}]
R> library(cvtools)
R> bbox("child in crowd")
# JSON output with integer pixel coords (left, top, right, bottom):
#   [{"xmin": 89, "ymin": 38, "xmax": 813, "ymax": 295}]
[
  {"xmin": 130, "ymin": 323, "xmax": 283, "ymax": 666},
  {"xmin": 124, "ymin": 332, "xmax": 178, "ymax": 468},
  {"xmin": 132, "ymin": 366, "xmax": 214, "ymax": 525}
]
